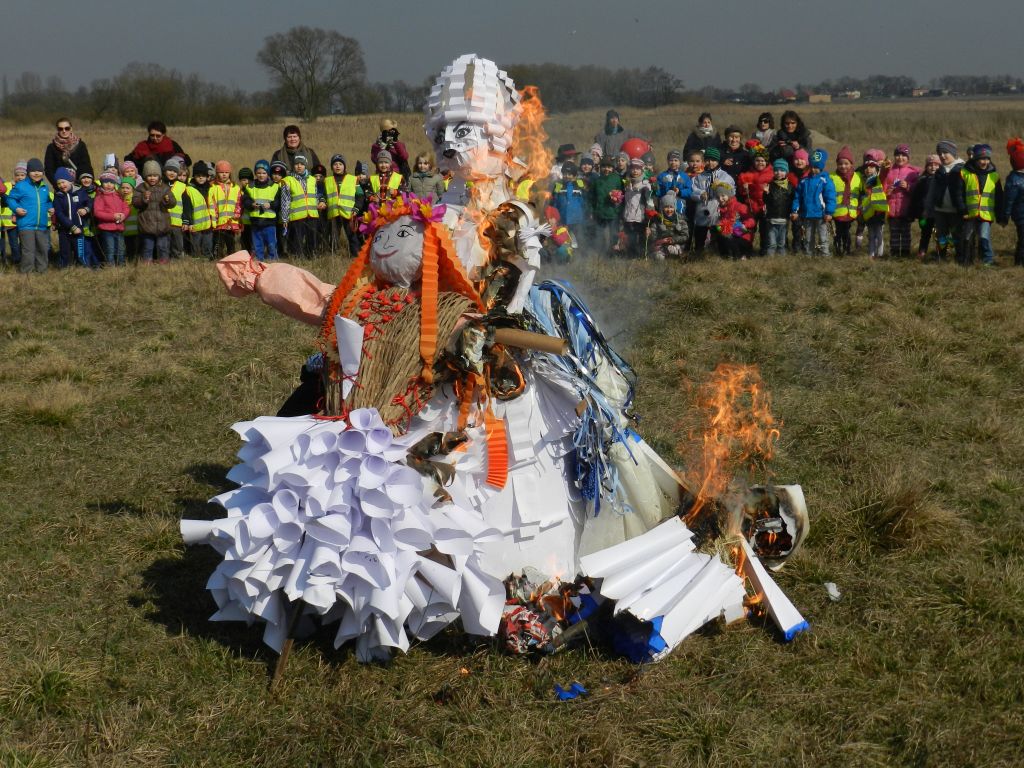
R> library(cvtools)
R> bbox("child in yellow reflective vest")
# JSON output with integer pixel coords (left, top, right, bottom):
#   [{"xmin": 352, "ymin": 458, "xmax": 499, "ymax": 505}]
[
  {"xmin": 163, "ymin": 159, "xmax": 188, "ymax": 259},
  {"xmin": 859, "ymin": 151, "xmax": 888, "ymax": 258},
  {"xmin": 369, "ymin": 150, "xmax": 404, "ymax": 204},
  {"xmin": 1, "ymin": 162, "xmax": 26, "ymax": 266},
  {"xmin": 209, "ymin": 160, "xmax": 242, "ymax": 257},
  {"xmin": 961, "ymin": 144, "xmax": 1003, "ymax": 266},
  {"xmin": 242, "ymin": 160, "xmax": 282, "ymax": 261},
  {"xmin": 325, "ymin": 153, "xmax": 363, "ymax": 257}
]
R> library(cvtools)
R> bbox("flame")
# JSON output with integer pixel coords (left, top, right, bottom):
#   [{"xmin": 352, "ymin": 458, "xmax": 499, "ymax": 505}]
[
  {"xmin": 511, "ymin": 86, "xmax": 552, "ymax": 189},
  {"xmin": 682, "ymin": 363, "xmax": 780, "ymax": 526}
]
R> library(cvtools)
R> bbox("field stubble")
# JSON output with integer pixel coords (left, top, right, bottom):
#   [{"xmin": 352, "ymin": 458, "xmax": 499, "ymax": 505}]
[{"xmin": 1, "ymin": 246, "xmax": 1023, "ymax": 766}]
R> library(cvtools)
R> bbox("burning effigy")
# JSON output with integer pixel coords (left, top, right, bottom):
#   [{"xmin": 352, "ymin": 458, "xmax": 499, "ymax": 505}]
[{"xmin": 181, "ymin": 55, "xmax": 809, "ymax": 668}]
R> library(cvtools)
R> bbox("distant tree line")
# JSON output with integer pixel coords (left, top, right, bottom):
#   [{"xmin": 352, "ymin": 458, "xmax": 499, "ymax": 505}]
[{"xmin": 1, "ymin": 23, "xmax": 1022, "ymax": 124}]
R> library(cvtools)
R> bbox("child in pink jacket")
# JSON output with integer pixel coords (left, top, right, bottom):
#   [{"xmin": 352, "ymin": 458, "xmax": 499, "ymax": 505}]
[
  {"xmin": 882, "ymin": 144, "xmax": 920, "ymax": 258},
  {"xmin": 93, "ymin": 170, "xmax": 130, "ymax": 266}
]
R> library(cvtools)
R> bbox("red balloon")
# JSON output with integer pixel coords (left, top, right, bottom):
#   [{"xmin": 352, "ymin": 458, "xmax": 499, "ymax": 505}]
[{"xmin": 620, "ymin": 138, "xmax": 651, "ymax": 159}]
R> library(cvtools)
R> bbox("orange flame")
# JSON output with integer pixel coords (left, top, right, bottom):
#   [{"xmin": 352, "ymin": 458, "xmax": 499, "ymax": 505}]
[
  {"xmin": 511, "ymin": 86, "xmax": 552, "ymax": 190},
  {"xmin": 682, "ymin": 363, "xmax": 780, "ymax": 525}
]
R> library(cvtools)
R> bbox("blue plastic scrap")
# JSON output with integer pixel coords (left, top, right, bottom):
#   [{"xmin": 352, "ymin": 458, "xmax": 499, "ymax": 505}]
[{"xmin": 554, "ymin": 682, "xmax": 588, "ymax": 701}]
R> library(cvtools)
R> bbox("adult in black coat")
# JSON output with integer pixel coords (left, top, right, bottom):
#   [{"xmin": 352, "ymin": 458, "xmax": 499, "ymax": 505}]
[
  {"xmin": 44, "ymin": 117, "xmax": 94, "ymax": 187},
  {"xmin": 682, "ymin": 112, "xmax": 723, "ymax": 160},
  {"xmin": 769, "ymin": 110, "xmax": 812, "ymax": 163}
]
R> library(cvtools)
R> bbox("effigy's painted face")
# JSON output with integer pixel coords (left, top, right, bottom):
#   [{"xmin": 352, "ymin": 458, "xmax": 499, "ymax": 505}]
[
  {"xmin": 433, "ymin": 120, "xmax": 503, "ymax": 179},
  {"xmin": 369, "ymin": 216, "xmax": 424, "ymax": 288}
]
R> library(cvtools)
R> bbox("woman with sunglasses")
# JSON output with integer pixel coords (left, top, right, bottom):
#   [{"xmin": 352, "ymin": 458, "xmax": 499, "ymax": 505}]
[
  {"xmin": 44, "ymin": 118, "xmax": 94, "ymax": 188},
  {"xmin": 124, "ymin": 120, "xmax": 192, "ymax": 169}
]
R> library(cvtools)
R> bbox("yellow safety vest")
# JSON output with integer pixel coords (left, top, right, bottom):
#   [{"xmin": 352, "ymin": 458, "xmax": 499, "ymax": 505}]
[
  {"xmin": 515, "ymin": 178, "xmax": 535, "ymax": 202},
  {"xmin": 184, "ymin": 186, "xmax": 211, "ymax": 231},
  {"xmin": 325, "ymin": 174, "xmax": 358, "ymax": 219},
  {"xmin": 208, "ymin": 183, "xmax": 241, "ymax": 227},
  {"xmin": 860, "ymin": 181, "xmax": 888, "ymax": 222},
  {"xmin": 247, "ymin": 184, "xmax": 277, "ymax": 220},
  {"xmin": 370, "ymin": 173, "xmax": 403, "ymax": 195},
  {"xmin": 168, "ymin": 180, "xmax": 187, "ymax": 226},
  {"xmin": 285, "ymin": 176, "xmax": 319, "ymax": 221},
  {"xmin": 0, "ymin": 181, "xmax": 13, "ymax": 228},
  {"xmin": 830, "ymin": 172, "xmax": 862, "ymax": 220},
  {"xmin": 963, "ymin": 171, "xmax": 997, "ymax": 222},
  {"xmin": 123, "ymin": 200, "xmax": 138, "ymax": 236}
]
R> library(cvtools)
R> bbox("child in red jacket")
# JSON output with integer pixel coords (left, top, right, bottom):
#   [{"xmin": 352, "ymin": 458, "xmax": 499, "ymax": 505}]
[
  {"xmin": 738, "ymin": 145, "xmax": 772, "ymax": 255},
  {"xmin": 92, "ymin": 170, "xmax": 130, "ymax": 265},
  {"xmin": 714, "ymin": 182, "xmax": 756, "ymax": 259}
]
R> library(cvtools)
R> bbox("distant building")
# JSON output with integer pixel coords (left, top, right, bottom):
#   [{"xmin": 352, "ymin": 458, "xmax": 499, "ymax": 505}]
[
  {"xmin": 840, "ymin": 90, "xmax": 861, "ymax": 100},
  {"xmin": 808, "ymin": 94, "xmax": 832, "ymax": 104},
  {"xmin": 780, "ymin": 89, "xmax": 797, "ymax": 102},
  {"xmin": 912, "ymin": 88, "xmax": 929, "ymax": 97}
]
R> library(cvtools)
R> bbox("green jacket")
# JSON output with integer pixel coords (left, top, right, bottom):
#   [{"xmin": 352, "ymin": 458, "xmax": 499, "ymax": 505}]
[{"xmin": 589, "ymin": 172, "xmax": 625, "ymax": 222}]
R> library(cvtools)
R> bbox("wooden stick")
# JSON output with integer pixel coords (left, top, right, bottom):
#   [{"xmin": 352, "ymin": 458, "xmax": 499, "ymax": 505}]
[
  {"xmin": 270, "ymin": 598, "xmax": 305, "ymax": 692},
  {"xmin": 492, "ymin": 328, "xmax": 568, "ymax": 356}
]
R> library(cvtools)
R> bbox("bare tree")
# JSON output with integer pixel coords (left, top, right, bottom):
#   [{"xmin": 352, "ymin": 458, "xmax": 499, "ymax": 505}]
[{"xmin": 256, "ymin": 26, "xmax": 366, "ymax": 120}]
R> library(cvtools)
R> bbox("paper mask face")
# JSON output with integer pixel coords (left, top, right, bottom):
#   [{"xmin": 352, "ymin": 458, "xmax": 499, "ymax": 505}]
[
  {"xmin": 369, "ymin": 216, "xmax": 424, "ymax": 287},
  {"xmin": 434, "ymin": 121, "xmax": 496, "ymax": 176}
]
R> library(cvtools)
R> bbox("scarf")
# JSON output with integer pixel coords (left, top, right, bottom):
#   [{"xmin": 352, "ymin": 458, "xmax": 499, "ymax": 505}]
[
  {"xmin": 696, "ymin": 126, "xmax": 714, "ymax": 138},
  {"xmin": 52, "ymin": 129, "xmax": 81, "ymax": 161}
]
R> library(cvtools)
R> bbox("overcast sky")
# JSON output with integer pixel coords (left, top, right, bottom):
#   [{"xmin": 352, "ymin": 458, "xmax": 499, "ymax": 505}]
[{"xmin": 5, "ymin": 0, "xmax": 1021, "ymax": 93}]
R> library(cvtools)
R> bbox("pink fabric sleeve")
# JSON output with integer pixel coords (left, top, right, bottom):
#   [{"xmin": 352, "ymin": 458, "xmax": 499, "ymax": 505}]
[{"xmin": 215, "ymin": 251, "xmax": 336, "ymax": 325}]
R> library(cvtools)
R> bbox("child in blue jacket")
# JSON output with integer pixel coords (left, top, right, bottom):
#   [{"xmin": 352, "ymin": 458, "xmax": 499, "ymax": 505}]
[
  {"xmin": 53, "ymin": 168, "xmax": 95, "ymax": 268},
  {"xmin": 656, "ymin": 149, "xmax": 692, "ymax": 213},
  {"xmin": 791, "ymin": 149, "xmax": 836, "ymax": 256},
  {"xmin": 552, "ymin": 162, "xmax": 587, "ymax": 244},
  {"xmin": 1004, "ymin": 138, "xmax": 1024, "ymax": 266},
  {"xmin": 7, "ymin": 158, "xmax": 54, "ymax": 273}
]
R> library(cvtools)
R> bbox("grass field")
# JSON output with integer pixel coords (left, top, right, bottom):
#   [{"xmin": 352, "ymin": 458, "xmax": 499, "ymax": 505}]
[{"xmin": 1, "ymin": 248, "xmax": 1023, "ymax": 766}]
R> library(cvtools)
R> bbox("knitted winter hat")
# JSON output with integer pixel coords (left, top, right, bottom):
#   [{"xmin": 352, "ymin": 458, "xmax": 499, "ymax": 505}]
[
  {"xmin": 27, "ymin": 158, "xmax": 44, "ymax": 173},
  {"xmin": 561, "ymin": 161, "xmax": 578, "ymax": 176},
  {"xmin": 711, "ymin": 181, "xmax": 734, "ymax": 198},
  {"xmin": 723, "ymin": 124, "xmax": 743, "ymax": 137},
  {"xmin": 99, "ymin": 171, "xmax": 119, "ymax": 185},
  {"xmin": 163, "ymin": 158, "xmax": 181, "ymax": 173},
  {"xmin": 120, "ymin": 176, "xmax": 136, "ymax": 188},
  {"xmin": 269, "ymin": 160, "xmax": 288, "ymax": 175},
  {"xmin": 54, "ymin": 168, "xmax": 75, "ymax": 185},
  {"xmin": 863, "ymin": 148, "xmax": 885, "ymax": 164},
  {"xmin": 78, "ymin": 170, "xmax": 93, "ymax": 181},
  {"xmin": 215, "ymin": 160, "xmax": 232, "ymax": 174},
  {"xmin": 810, "ymin": 149, "xmax": 828, "ymax": 170},
  {"xmin": 936, "ymin": 140, "xmax": 957, "ymax": 156},
  {"xmin": 375, "ymin": 150, "xmax": 392, "ymax": 164},
  {"xmin": 590, "ymin": 143, "xmax": 603, "ymax": 158},
  {"xmin": 192, "ymin": 161, "xmax": 210, "ymax": 177},
  {"xmin": 667, "ymin": 149, "xmax": 681, "ymax": 161},
  {"xmin": 792, "ymin": 149, "xmax": 809, "ymax": 164},
  {"xmin": 1007, "ymin": 138, "xmax": 1024, "ymax": 171},
  {"xmin": 544, "ymin": 205, "xmax": 560, "ymax": 222},
  {"xmin": 254, "ymin": 159, "xmax": 270, "ymax": 173},
  {"xmin": 660, "ymin": 192, "xmax": 678, "ymax": 209},
  {"xmin": 293, "ymin": 155, "xmax": 308, "ymax": 166},
  {"xmin": 894, "ymin": 144, "xmax": 911, "ymax": 156},
  {"xmin": 704, "ymin": 147, "xmax": 721, "ymax": 162},
  {"xmin": 972, "ymin": 144, "xmax": 992, "ymax": 160},
  {"xmin": 617, "ymin": 151, "xmax": 629, "ymax": 162},
  {"xmin": 330, "ymin": 154, "xmax": 346, "ymax": 167},
  {"xmin": 641, "ymin": 151, "xmax": 655, "ymax": 166},
  {"xmin": 238, "ymin": 167, "xmax": 254, "ymax": 180},
  {"xmin": 354, "ymin": 161, "xmax": 368, "ymax": 176},
  {"xmin": 628, "ymin": 157, "xmax": 645, "ymax": 169},
  {"xmin": 836, "ymin": 146, "xmax": 854, "ymax": 165},
  {"xmin": 142, "ymin": 160, "xmax": 161, "ymax": 177},
  {"xmin": 121, "ymin": 160, "xmax": 137, "ymax": 175},
  {"xmin": 772, "ymin": 159, "xmax": 790, "ymax": 173},
  {"xmin": 14, "ymin": 160, "xmax": 28, "ymax": 174},
  {"xmin": 579, "ymin": 156, "xmax": 594, "ymax": 168},
  {"xmin": 925, "ymin": 154, "xmax": 941, "ymax": 166},
  {"xmin": 312, "ymin": 164, "xmax": 326, "ymax": 176}
]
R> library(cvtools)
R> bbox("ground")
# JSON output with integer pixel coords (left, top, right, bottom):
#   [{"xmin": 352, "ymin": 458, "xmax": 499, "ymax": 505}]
[{"xmin": 1, "ymin": 246, "xmax": 1023, "ymax": 766}]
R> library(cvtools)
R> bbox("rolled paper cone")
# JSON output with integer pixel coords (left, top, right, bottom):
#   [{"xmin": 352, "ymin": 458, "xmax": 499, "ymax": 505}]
[
  {"xmin": 180, "ymin": 519, "xmax": 216, "ymax": 544},
  {"xmin": 492, "ymin": 328, "xmax": 569, "ymax": 355},
  {"xmin": 739, "ymin": 538, "xmax": 810, "ymax": 641}
]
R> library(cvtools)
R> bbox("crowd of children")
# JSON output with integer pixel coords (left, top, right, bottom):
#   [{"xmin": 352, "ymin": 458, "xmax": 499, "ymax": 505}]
[{"xmin": 3, "ymin": 112, "xmax": 1024, "ymax": 272}]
